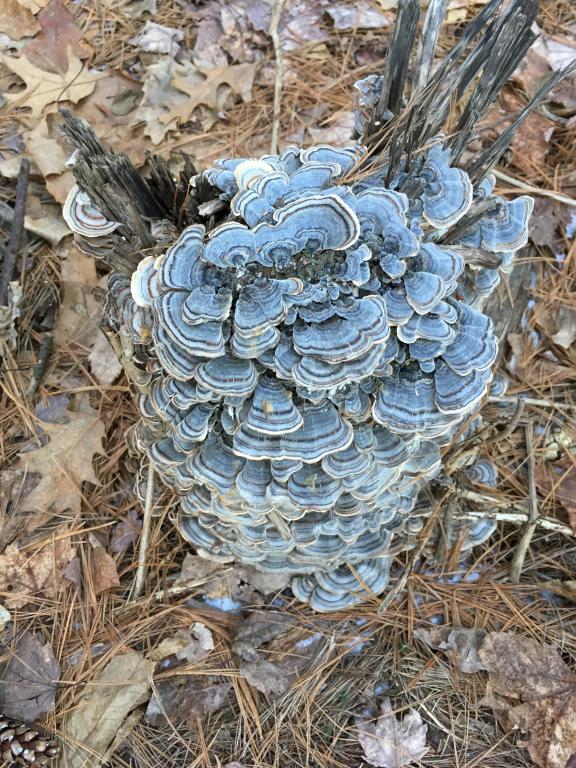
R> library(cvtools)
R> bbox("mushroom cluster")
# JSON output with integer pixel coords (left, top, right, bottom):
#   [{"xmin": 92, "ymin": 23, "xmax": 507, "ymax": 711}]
[{"xmin": 122, "ymin": 134, "xmax": 532, "ymax": 610}]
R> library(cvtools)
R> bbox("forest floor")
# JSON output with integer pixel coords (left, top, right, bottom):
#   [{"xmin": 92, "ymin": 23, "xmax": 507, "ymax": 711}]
[{"xmin": 0, "ymin": 0, "xmax": 576, "ymax": 766}]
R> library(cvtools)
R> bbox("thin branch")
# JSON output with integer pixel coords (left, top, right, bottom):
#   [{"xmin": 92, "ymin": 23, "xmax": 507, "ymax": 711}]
[
  {"xmin": 269, "ymin": 0, "xmax": 287, "ymax": 155},
  {"xmin": 456, "ymin": 490, "xmax": 574, "ymax": 537},
  {"xmin": 493, "ymin": 168, "xmax": 576, "ymax": 208},
  {"xmin": 0, "ymin": 159, "xmax": 30, "ymax": 307},
  {"xmin": 132, "ymin": 463, "xmax": 155, "ymax": 600},
  {"xmin": 509, "ymin": 423, "xmax": 540, "ymax": 581}
]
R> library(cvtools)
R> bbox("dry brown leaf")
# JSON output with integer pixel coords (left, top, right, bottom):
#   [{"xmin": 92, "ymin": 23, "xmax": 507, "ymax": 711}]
[
  {"xmin": 132, "ymin": 57, "xmax": 191, "ymax": 145},
  {"xmin": 91, "ymin": 546, "xmax": 120, "ymax": 595},
  {"xmin": 16, "ymin": 406, "xmax": 106, "ymax": 519},
  {"xmin": 500, "ymin": 90, "xmax": 554, "ymax": 175},
  {"xmin": 53, "ymin": 245, "xmax": 101, "ymax": 347},
  {"xmin": 88, "ymin": 329, "xmax": 122, "ymax": 386},
  {"xmin": 414, "ymin": 626, "xmax": 487, "ymax": 673},
  {"xmin": 0, "ymin": 631, "xmax": 60, "ymax": 721},
  {"xmin": 73, "ymin": 71, "xmax": 144, "ymax": 159},
  {"xmin": 0, "ymin": 0, "xmax": 41, "ymax": 40},
  {"xmin": 2, "ymin": 49, "xmax": 100, "ymax": 119},
  {"xmin": 479, "ymin": 632, "xmax": 576, "ymax": 768},
  {"xmin": 22, "ymin": 0, "xmax": 91, "ymax": 73},
  {"xmin": 356, "ymin": 699, "xmax": 428, "ymax": 768},
  {"xmin": 109, "ymin": 510, "xmax": 142, "ymax": 554},
  {"xmin": 234, "ymin": 617, "xmax": 322, "ymax": 696},
  {"xmin": 151, "ymin": 622, "xmax": 214, "ymax": 663},
  {"xmin": 128, "ymin": 21, "xmax": 183, "ymax": 54},
  {"xmin": 15, "ymin": 0, "xmax": 50, "ymax": 13},
  {"xmin": 23, "ymin": 115, "xmax": 75, "ymax": 202},
  {"xmin": 145, "ymin": 675, "xmax": 230, "ymax": 727},
  {"xmin": 170, "ymin": 61, "xmax": 257, "ymax": 123},
  {"xmin": 64, "ymin": 652, "xmax": 154, "ymax": 768},
  {"xmin": 534, "ymin": 458, "xmax": 576, "ymax": 531},
  {"xmin": 24, "ymin": 207, "xmax": 71, "ymax": 244},
  {"xmin": 0, "ymin": 534, "xmax": 75, "ymax": 608}
]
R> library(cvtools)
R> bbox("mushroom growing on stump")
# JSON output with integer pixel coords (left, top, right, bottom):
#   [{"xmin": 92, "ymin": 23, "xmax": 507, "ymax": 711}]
[{"xmin": 61, "ymin": 0, "xmax": 569, "ymax": 611}]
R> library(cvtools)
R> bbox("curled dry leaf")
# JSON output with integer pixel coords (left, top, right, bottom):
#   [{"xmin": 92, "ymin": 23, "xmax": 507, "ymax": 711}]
[
  {"xmin": 64, "ymin": 651, "xmax": 154, "ymax": 768},
  {"xmin": 0, "ymin": 534, "xmax": 75, "ymax": 609},
  {"xmin": 356, "ymin": 699, "xmax": 428, "ymax": 768},
  {"xmin": 479, "ymin": 632, "xmax": 576, "ymax": 768},
  {"xmin": 0, "ymin": 631, "xmax": 60, "ymax": 722},
  {"xmin": 414, "ymin": 626, "xmax": 487, "ymax": 673}
]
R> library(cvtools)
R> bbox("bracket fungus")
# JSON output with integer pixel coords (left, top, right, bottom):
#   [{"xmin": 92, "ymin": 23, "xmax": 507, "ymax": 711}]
[{"xmin": 58, "ymin": 0, "xmax": 563, "ymax": 612}]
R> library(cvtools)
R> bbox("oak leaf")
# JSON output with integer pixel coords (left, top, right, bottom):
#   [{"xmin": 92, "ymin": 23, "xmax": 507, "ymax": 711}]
[
  {"xmin": 356, "ymin": 699, "xmax": 428, "ymax": 767},
  {"xmin": 16, "ymin": 407, "xmax": 105, "ymax": 519},
  {"xmin": 2, "ymin": 49, "xmax": 99, "ymax": 119},
  {"xmin": 0, "ymin": 534, "xmax": 75, "ymax": 608},
  {"xmin": 170, "ymin": 62, "xmax": 257, "ymax": 123}
]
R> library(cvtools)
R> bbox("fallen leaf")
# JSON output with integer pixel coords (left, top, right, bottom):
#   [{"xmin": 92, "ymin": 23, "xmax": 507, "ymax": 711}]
[
  {"xmin": 500, "ymin": 90, "xmax": 554, "ymax": 175},
  {"xmin": 308, "ymin": 111, "xmax": 355, "ymax": 145},
  {"xmin": 538, "ymin": 305, "xmax": 576, "ymax": 350},
  {"xmin": 64, "ymin": 652, "xmax": 154, "ymax": 768},
  {"xmin": 2, "ymin": 49, "xmax": 100, "ymax": 118},
  {"xmin": 0, "ymin": 534, "xmax": 75, "ymax": 608},
  {"xmin": 15, "ymin": 0, "xmax": 50, "ymax": 13},
  {"xmin": 414, "ymin": 627, "xmax": 487, "ymax": 673},
  {"xmin": 23, "ymin": 115, "xmax": 74, "ymax": 202},
  {"xmin": 145, "ymin": 675, "xmax": 230, "ymax": 727},
  {"xmin": 479, "ymin": 632, "xmax": 576, "ymax": 768},
  {"xmin": 91, "ymin": 546, "xmax": 120, "ymax": 595},
  {"xmin": 22, "ymin": 0, "xmax": 91, "ymax": 74},
  {"xmin": 529, "ymin": 198, "xmax": 566, "ymax": 247},
  {"xmin": 532, "ymin": 30, "xmax": 576, "ymax": 71},
  {"xmin": 534, "ymin": 458, "xmax": 576, "ymax": 531},
  {"xmin": 0, "ymin": 631, "xmax": 60, "ymax": 721},
  {"xmin": 88, "ymin": 329, "xmax": 123, "ymax": 386},
  {"xmin": 0, "ymin": 604, "xmax": 11, "ymax": 632},
  {"xmin": 132, "ymin": 57, "xmax": 192, "ymax": 144},
  {"xmin": 128, "ymin": 21, "xmax": 183, "ymax": 54},
  {"xmin": 53, "ymin": 245, "xmax": 102, "ymax": 347},
  {"xmin": 73, "ymin": 71, "xmax": 145, "ymax": 159},
  {"xmin": 16, "ymin": 406, "xmax": 106, "ymax": 520},
  {"xmin": 234, "ymin": 618, "xmax": 323, "ymax": 696},
  {"xmin": 151, "ymin": 622, "xmax": 214, "ymax": 663},
  {"xmin": 0, "ymin": 0, "xmax": 41, "ymax": 41},
  {"xmin": 356, "ymin": 699, "xmax": 429, "ymax": 768},
  {"xmin": 169, "ymin": 61, "xmax": 257, "ymax": 125},
  {"xmin": 24, "ymin": 208, "xmax": 71, "ymax": 244},
  {"xmin": 326, "ymin": 2, "xmax": 391, "ymax": 30},
  {"xmin": 109, "ymin": 510, "xmax": 142, "ymax": 554}
]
